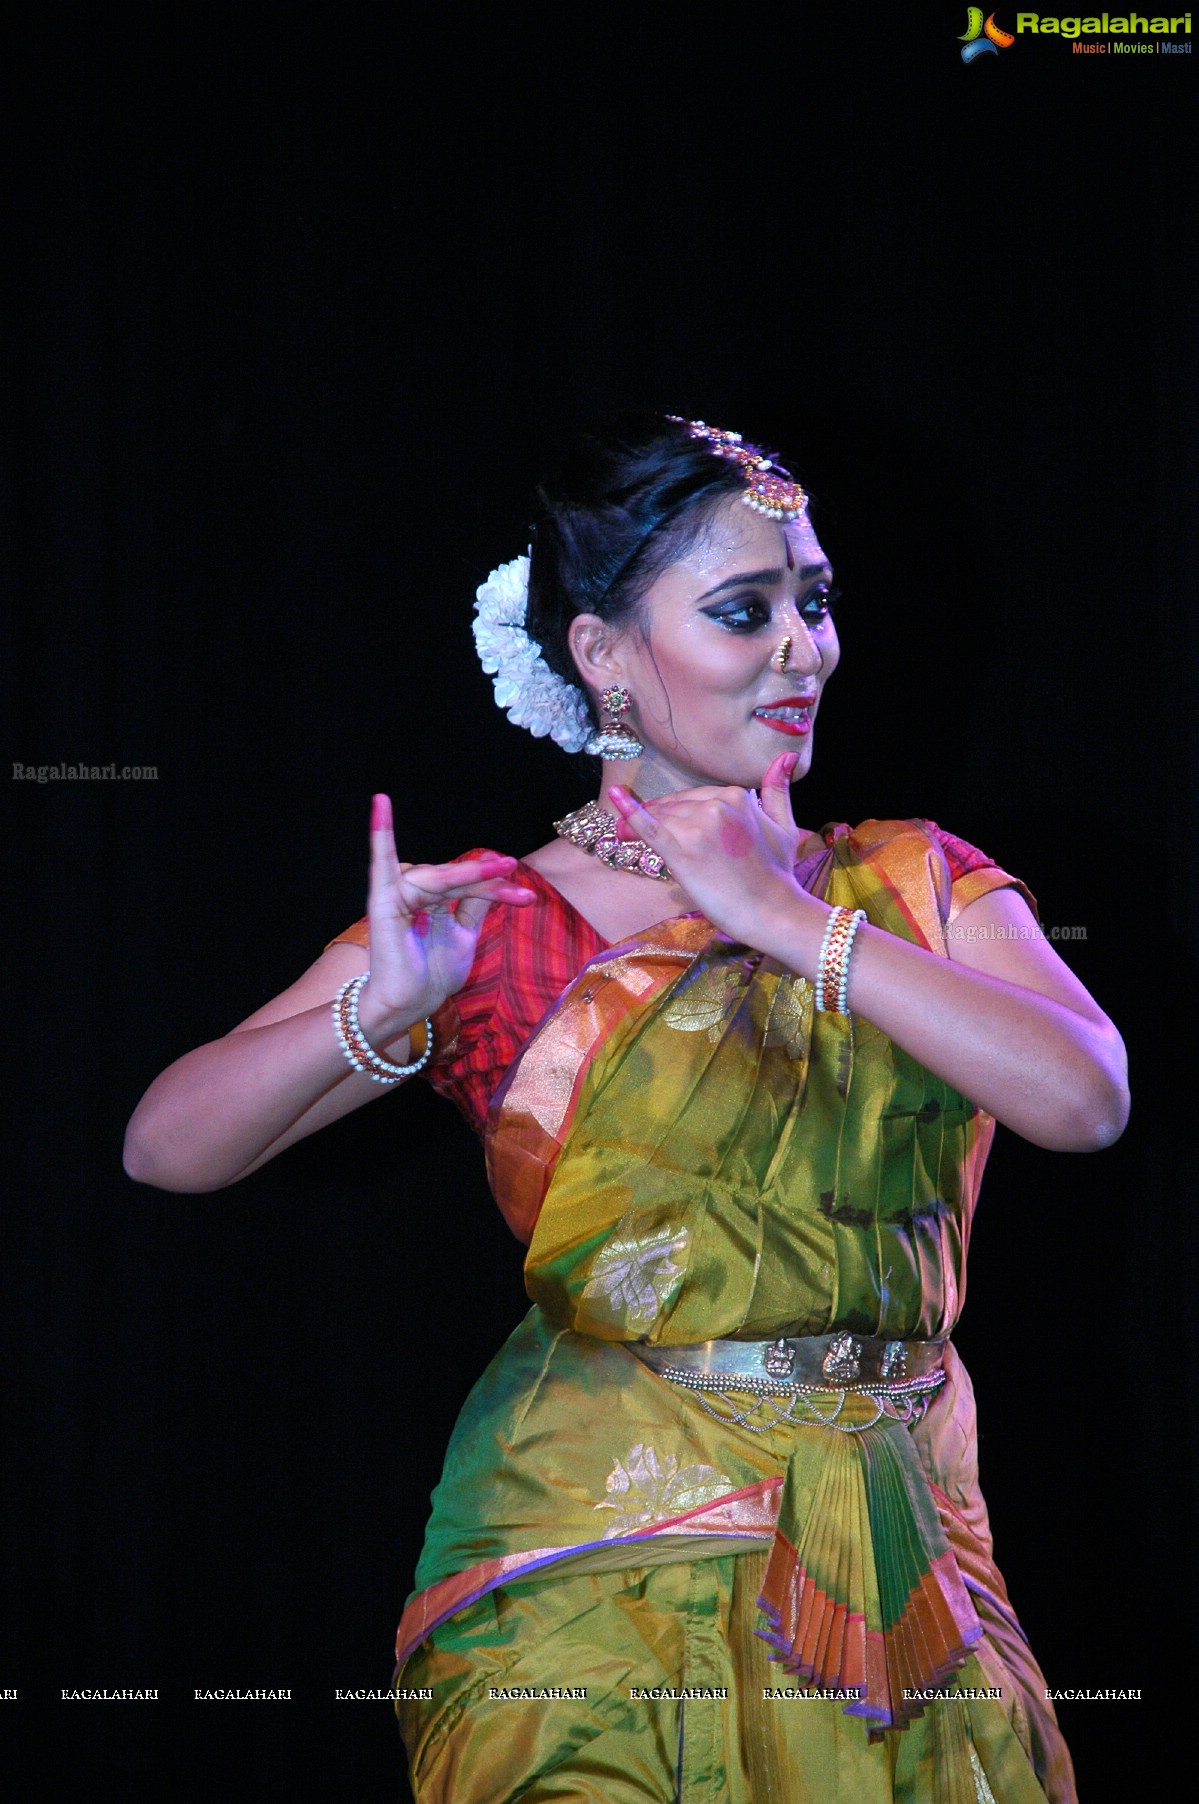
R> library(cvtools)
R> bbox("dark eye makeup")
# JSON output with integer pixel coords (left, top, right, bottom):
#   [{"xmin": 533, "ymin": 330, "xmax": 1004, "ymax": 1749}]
[
  {"xmin": 801, "ymin": 585, "xmax": 840, "ymax": 624},
  {"xmin": 703, "ymin": 584, "xmax": 840, "ymax": 633}
]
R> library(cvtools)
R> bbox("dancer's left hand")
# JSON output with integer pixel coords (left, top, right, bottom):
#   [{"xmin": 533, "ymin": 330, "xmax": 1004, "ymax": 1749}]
[{"xmin": 609, "ymin": 752, "xmax": 823, "ymax": 949}]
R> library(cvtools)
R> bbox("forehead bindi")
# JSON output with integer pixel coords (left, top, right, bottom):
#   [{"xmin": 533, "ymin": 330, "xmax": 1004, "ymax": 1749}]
[
  {"xmin": 710, "ymin": 514, "xmax": 828, "ymax": 584},
  {"xmin": 782, "ymin": 516, "xmax": 827, "ymax": 572},
  {"xmin": 650, "ymin": 503, "xmax": 828, "ymax": 606}
]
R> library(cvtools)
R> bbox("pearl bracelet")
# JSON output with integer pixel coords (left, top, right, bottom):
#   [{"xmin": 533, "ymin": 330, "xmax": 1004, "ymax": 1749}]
[
  {"xmin": 814, "ymin": 906, "xmax": 867, "ymax": 1015},
  {"xmin": 332, "ymin": 974, "xmax": 433, "ymax": 1083}
]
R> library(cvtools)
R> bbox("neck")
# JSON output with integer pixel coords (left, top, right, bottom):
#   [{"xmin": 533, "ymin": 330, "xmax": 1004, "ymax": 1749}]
[
  {"xmin": 591, "ymin": 757, "xmax": 819, "ymax": 854},
  {"xmin": 595, "ymin": 750, "xmax": 696, "ymax": 807}
]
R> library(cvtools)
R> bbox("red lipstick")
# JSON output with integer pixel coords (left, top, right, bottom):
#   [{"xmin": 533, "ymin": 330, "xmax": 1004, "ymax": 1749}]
[{"xmin": 753, "ymin": 692, "xmax": 819, "ymax": 737}]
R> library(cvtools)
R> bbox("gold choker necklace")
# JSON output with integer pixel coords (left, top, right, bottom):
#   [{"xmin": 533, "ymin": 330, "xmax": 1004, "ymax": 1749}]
[{"xmin": 553, "ymin": 801, "xmax": 672, "ymax": 882}]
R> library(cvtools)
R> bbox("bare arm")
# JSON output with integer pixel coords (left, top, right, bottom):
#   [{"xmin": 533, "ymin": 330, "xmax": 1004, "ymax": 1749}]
[
  {"xmin": 123, "ymin": 798, "xmax": 534, "ymax": 1192},
  {"xmin": 609, "ymin": 765, "xmax": 1130, "ymax": 1153},
  {"xmin": 820, "ymin": 884, "xmax": 1127, "ymax": 1151},
  {"xmin": 124, "ymin": 942, "xmax": 394, "ymax": 1193}
]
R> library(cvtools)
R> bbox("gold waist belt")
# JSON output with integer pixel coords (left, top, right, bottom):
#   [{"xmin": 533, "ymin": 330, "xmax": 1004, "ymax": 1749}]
[{"xmin": 629, "ymin": 1331, "xmax": 948, "ymax": 1397}]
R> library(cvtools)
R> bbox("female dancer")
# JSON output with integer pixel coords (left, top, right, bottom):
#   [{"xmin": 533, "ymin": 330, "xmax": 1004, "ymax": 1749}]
[{"xmin": 126, "ymin": 413, "xmax": 1127, "ymax": 1802}]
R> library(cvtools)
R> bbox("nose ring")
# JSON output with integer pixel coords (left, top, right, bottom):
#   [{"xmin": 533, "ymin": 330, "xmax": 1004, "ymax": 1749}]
[{"xmin": 773, "ymin": 636, "xmax": 792, "ymax": 672}]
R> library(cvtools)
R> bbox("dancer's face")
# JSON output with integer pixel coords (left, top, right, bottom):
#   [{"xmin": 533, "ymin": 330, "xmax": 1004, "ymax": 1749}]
[{"xmin": 594, "ymin": 495, "xmax": 839, "ymax": 797}]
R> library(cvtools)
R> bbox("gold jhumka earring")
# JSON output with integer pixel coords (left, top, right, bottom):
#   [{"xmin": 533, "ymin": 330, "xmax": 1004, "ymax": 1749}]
[{"xmin": 583, "ymin": 685, "xmax": 644, "ymax": 761}]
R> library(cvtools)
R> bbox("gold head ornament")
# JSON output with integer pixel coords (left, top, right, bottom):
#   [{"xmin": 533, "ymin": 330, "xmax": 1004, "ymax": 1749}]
[{"xmin": 668, "ymin": 417, "xmax": 808, "ymax": 522}]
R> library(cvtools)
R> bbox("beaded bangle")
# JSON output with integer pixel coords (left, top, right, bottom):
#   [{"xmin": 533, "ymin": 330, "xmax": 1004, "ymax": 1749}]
[
  {"xmin": 814, "ymin": 906, "xmax": 845, "ymax": 1009},
  {"xmin": 814, "ymin": 906, "xmax": 867, "ymax": 1015},
  {"xmin": 832, "ymin": 909, "xmax": 866, "ymax": 1014},
  {"xmin": 332, "ymin": 974, "xmax": 433, "ymax": 1083}
]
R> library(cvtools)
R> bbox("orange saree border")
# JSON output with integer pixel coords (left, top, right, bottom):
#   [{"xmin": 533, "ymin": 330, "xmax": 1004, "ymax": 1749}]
[
  {"xmin": 483, "ymin": 917, "xmax": 711, "ymax": 1243},
  {"xmin": 393, "ymin": 1475, "xmax": 783, "ymax": 1671},
  {"xmin": 481, "ymin": 820, "xmax": 959, "ymax": 1246},
  {"xmin": 394, "ymin": 1456, "xmax": 1009, "ymax": 1739}
]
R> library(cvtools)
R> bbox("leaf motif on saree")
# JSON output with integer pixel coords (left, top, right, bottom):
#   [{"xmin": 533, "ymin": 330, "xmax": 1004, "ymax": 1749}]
[
  {"xmin": 763, "ymin": 973, "xmax": 813, "ymax": 1059},
  {"xmin": 594, "ymin": 1442, "xmax": 736, "ymax": 1537},
  {"xmin": 660, "ymin": 957, "xmax": 753, "ymax": 1041},
  {"xmin": 580, "ymin": 1219, "xmax": 688, "ymax": 1329}
]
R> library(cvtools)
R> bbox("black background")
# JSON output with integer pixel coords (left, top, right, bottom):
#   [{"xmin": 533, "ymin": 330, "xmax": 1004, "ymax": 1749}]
[{"xmin": 4, "ymin": 5, "xmax": 1195, "ymax": 1798}]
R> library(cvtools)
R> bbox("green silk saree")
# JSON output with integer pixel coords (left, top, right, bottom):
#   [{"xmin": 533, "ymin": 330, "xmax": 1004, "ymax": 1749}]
[{"xmin": 393, "ymin": 821, "xmax": 1074, "ymax": 1803}]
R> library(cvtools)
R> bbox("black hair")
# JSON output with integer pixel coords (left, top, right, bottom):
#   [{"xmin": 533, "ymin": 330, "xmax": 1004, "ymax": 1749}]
[{"xmin": 525, "ymin": 411, "xmax": 791, "ymax": 722}]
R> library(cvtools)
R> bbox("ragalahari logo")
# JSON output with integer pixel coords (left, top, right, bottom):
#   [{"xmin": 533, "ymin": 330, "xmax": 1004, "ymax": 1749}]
[{"xmin": 960, "ymin": 8, "xmax": 1016, "ymax": 57}]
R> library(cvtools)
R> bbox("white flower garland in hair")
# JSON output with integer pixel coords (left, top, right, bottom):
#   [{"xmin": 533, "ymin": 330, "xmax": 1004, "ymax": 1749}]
[{"xmin": 472, "ymin": 554, "xmax": 594, "ymax": 752}]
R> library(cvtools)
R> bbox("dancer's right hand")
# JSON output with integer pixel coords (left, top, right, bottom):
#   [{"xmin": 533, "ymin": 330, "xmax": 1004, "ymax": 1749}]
[{"xmin": 357, "ymin": 793, "xmax": 534, "ymax": 1039}]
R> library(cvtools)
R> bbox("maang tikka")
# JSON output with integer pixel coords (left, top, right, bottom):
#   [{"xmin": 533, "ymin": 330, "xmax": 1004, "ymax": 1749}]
[
  {"xmin": 668, "ymin": 418, "xmax": 808, "ymax": 522},
  {"xmin": 584, "ymin": 685, "xmax": 644, "ymax": 761}
]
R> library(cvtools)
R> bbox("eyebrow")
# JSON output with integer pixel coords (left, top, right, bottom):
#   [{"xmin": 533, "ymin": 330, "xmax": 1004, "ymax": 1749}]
[{"xmin": 698, "ymin": 563, "xmax": 832, "ymax": 601}]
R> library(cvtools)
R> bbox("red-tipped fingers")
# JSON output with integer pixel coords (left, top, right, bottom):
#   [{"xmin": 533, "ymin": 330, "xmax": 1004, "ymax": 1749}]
[
  {"xmin": 453, "ymin": 881, "xmax": 535, "ymax": 934},
  {"xmin": 758, "ymin": 754, "xmax": 799, "ymax": 828},
  {"xmin": 400, "ymin": 855, "xmax": 523, "ymax": 899},
  {"xmin": 428, "ymin": 855, "xmax": 532, "ymax": 904},
  {"xmin": 368, "ymin": 796, "xmax": 402, "ymax": 903},
  {"xmin": 421, "ymin": 859, "xmax": 535, "ymax": 903},
  {"xmin": 763, "ymin": 752, "xmax": 799, "ymax": 788},
  {"xmin": 608, "ymin": 785, "xmax": 657, "ymax": 829},
  {"xmin": 477, "ymin": 880, "xmax": 536, "ymax": 905}
]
